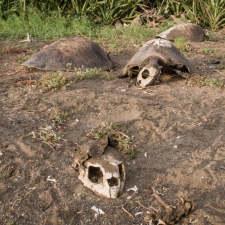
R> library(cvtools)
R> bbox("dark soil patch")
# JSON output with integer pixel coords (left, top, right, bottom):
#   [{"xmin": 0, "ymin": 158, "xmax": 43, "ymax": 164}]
[{"xmin": 1, "ymin": 33, "xmax": 225, "ymax": 225}]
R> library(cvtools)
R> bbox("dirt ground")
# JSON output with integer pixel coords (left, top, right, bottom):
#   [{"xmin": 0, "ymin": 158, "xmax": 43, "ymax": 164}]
[{"xmin": 1, "ymin": 30, "xmax": 225, "ymax": 225}]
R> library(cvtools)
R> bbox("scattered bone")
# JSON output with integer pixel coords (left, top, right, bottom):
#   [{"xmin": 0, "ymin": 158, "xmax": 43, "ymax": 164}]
[
  {"xmin": 91, "ymin": 206, "xmax": 105, "ymax": 217},
  {"xmin": 46, "ymin": 176, "xmax": 56, "ymax": 183},
  {"xmin": 135, "ymin": 212, "xmax": 144, "ymax": 216},
  {"xmin": 19, "ymin": 33, "xmax": 30, "ymax": 43},
  {"xmin": 126, "ymin": 185, "xmax": 138, "ymax": 192},
  {"xmin": 150, "ymin": 187, "xmax": 194, "ymax": 225}
]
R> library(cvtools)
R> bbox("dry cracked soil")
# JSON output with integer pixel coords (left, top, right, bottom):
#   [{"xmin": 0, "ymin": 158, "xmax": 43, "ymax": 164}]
[{"xmin": 1, "ymin": 30, "xmax": 225, "ymax": 225}]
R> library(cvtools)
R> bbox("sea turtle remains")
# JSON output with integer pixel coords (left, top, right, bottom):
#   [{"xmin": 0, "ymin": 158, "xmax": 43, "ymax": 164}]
[
  {"xmin": 73, "ymin": 137, "xmax": 125, "ymax": 199},
  {"xmin": 22, "ymin": 36, "xmax": 112, "ymax": 71},
  {"xmin": 156, "ymin": 23, "xmax": 206, "ymax": 42},
  {"xmin": 121, "ymin": 38, "xmax": 199, "ymax": 88}
]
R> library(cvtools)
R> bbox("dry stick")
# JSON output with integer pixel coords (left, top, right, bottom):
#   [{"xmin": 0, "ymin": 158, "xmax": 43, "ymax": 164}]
[
  {"xmin": 135, "ymin": 200, "xmax": 159, "ymax": 213},
  {"xmin": 215, "ymin": 69, "xmax": 225, "ymax": 76},
  {"xmin": 151, "ymin": 187, "xmax": 172, "ymax": 211},
  {"xmin": 121, "ymin": 191, "xmax": 137, "ymax": 219},
  {"xmin": 12, "ymin": 190, "xmax": 33, "ymax": 209}
]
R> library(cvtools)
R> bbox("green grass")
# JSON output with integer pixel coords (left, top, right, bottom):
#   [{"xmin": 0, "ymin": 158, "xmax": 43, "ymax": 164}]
[
  {"xmin": 188, "ymin": 75, "xmax": 224, "ymax": 88},
  {"xmin": 39, "ymin": 72, "xmax": 73, "ymax": 91},
  {"xmin": 94, "ymin": 122, "xmax": 137, "ymax": 159},
  {"xmin": 30, "ymin": 127, "xmax": 61, "ymax": 149},
  {"xmin": 0, "ymin": 10, "xmax": 156, "ymax": 48},
  {"xmin": 200, "ymin": 78, "xmax": 224, "ymax": 87},
  {"xmin": 74, "ymin": 68, "xmax": 107, "ymax": 80},
  {"xmin": 198, "ymin": 48, "xmax": 217, "ymax": 55},
  {"xmin": 0, "ymin": 13, "xmax": 100, "ymax": 40},
  {"xmin": 174, "ymin": 37, "xmax": 187, "ymax": 52},
  {"xmin": 51, "ymin": 109, "xmax": 77, "ymax": 126}
]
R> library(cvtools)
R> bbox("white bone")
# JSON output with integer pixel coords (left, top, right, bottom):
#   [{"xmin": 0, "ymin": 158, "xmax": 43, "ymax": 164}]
[{"xmin": 137, "ymin": 65, "xmax": 160, "ymax": 88}]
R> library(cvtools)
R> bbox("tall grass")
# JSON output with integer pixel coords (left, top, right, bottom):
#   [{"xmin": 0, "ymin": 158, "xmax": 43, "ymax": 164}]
[
  {"xmin": 0, "ymin": 10, "xmax": 100, "ymax": 40},
  {"xmin": 0, "ymin": 9, "xmax": 156, "ymax": 48},
  {"xmin": 0, "ymin": 0, "xmax": 145, "ymax": 24},
  {"xmin": 153, "ymin": 0, "xmax": 225, "ymax": 30}
]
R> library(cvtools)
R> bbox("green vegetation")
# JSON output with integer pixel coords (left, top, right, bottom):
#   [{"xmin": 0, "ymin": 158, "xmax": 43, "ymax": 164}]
[
  {"xmin": 74, "ymin": 68, "xmax": 106, "ymax": 80},
  {"xmin": 154, "ymin": 0, "xmax": 225, "ymax": 30},
  {"xmin": 200, "ymin": 78, "xmax": 224, "ymax": 87},
  {"xmin": 94, "ymin": 122, "xmax": 137, "ymax": 159},
  {"xmin": 174, "ymin": 37, "xmax": 187, "ymax": 52},
  {"xmin": 30, "ymin": 128, "xmax": 61, "ymax": 149},
  {"xmin": 51, "ymin": 109, "xmax": 77, "ymax": 126},
  {"xmin": 198, "ymin": 48, "xmax": 217, "ymax": 55},
  {"xmin": 0, "ymin": 0, "xmax": 144, "ymax": 24},
  {"xmin": 188, "ymin": 76, "xmax": 224, "ymax": 88},
  {"xmin": 1, "ymin": 0, "xmax": 225, "ymax": 41},
  {"xmin": 39, "ymin": 72, "xmax": 72, "ymax": 91}
]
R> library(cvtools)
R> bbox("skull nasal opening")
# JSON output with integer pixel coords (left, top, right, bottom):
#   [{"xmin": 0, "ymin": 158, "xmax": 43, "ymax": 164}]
[
  {"xmin": 88, "ymin": 166, "xmax": 103, "ymax": 183},
  {"xmin": 107, "ymin": 177, "xmax": 119, "ymax": 187}
]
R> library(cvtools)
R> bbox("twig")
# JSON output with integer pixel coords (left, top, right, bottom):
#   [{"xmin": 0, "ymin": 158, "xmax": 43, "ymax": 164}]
[
  {"xmin": 122, "ymin": 206, "xmax": 134, "ymax": 219},
  {"xmin": 120, "ymin": 191, "xmax": 137, "ymax": 219},
  {"xmin": 151, "ymin": 187, "xmax": 172, "ymax": 211},
  {"xmin": 12, "ymin": 189, "xmax": 33, "ymax": 209},
  {"xmin": 135, "ymin": 200, "xmax": 159, "ymax": 212},
  {"xmin": 215, "ymin": 69, "xmax": 225, "ymax": 76}
]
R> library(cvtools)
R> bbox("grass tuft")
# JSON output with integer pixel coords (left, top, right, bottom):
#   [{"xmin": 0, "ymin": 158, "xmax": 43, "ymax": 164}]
[
  {"xmin": 51, "ymin": 109, "xmax": 77, "ymax": 126},
  {"xmin": 174, "ymin": 37, "xmax": 187, "ymax": 52},
  {"xmin": 74, "ymin": 68, "xmax": 106, "ymax": 80},
  {"xmin": 39, "ymin": 72, "xmax": 73, "ymax": 91},
  {"xmin": 94, "ymin": 122, "xmax": 137, "ymax": 159}
]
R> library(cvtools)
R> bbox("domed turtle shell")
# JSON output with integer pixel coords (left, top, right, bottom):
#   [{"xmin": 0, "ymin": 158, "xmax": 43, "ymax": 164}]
[
  {"xmin": 22, "ymin": 36, "xmax": 112, "ymax": 71},
  {"xmin": 156, "ymin": 23, "xmax": 206, "ymax": 42},
  {"xmin": 121, "ymin": 39, "xmax": 200, "ymax": 87}
]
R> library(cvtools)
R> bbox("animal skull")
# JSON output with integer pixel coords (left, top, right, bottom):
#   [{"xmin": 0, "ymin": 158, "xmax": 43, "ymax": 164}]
[{"xmin": 73, "ymin": 139, "xmax": 125, "ymax": 199}]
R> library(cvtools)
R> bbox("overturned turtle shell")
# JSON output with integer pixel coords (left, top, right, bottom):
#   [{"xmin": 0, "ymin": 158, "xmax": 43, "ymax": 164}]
[
  {"xmin": 121, "ymin": 38, "xmax": 199, "ymax": 88},
  {"xmin": 22, "ymin": 36, "xmax": 112, "ymax": 71},
  {"xmin": 156, "ymin": 23, "xmax": 206, "ymax": 42}
]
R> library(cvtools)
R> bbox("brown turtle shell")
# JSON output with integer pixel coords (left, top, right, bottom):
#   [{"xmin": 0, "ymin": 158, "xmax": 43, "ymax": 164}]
[
  {"xmin": 122, "ymin": 38, "xmax": 199, "ymax": 79},
  {"xmin": 156, "ymin": 23, "xmax": 206, "ymax": 42},
  {"xmin": 22, "ymin": 36, "xmax": 112, "ymax": 71}
]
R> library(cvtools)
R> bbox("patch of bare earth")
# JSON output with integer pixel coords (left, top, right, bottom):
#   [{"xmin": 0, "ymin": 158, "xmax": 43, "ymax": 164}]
[{"xmin": 1, "ymin": 34, "xmax": 225, "ymax": 225}]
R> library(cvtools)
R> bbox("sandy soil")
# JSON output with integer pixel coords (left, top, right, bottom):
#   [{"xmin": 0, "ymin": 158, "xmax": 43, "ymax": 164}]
[{"xmin": 1, "ymin": 31, "xmax": 225, "ymax": 225}]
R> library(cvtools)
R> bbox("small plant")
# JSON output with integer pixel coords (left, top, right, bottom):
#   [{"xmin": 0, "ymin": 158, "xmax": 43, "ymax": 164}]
[
  {"xmin": 94, "ymin": 122, "xmax": 137, "ymax": 159},
  {"xmin": 74, "ymin": 68, "xmax": 106, "ymax": 80},
  {"xmin": 198, "ymin": 48, "xmax": 216, "ymax": 55},
  {"xmin": 188, "ymin": 75, "xmax": 224, "ymax": 88},
  {"xmin": 217, "ymin": 64, "xmax": 225, "ymax": 69},
  {"xmin": 39, "ymin": 72, "xmax": 72, "ymax": 91},
  {"xmin": 174, "ymin": 37, "xmax": 187, "ymax": 52},
  {"xmin": 51, "ymin": 109, "xmax": 76, "ymax": 126},
  {"xmin": 207, "ymin": 32, "xmax": 219, "ymax": 42},
  {"xmin": 200, "ymin": 78, "xmax": 224, "ymax": 87},
  {"xmin": 30, "ymin": 127, "xmax": 61, "ymax": 149}
]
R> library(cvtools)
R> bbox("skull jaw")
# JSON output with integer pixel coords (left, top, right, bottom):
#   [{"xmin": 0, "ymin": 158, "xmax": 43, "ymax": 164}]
[{"xmin": 137, "ymin": 65, "xmax": 161, "ymax": 88}]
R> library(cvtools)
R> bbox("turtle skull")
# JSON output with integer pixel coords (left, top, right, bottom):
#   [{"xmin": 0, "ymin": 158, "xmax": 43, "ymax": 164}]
[
  {"xmin": 137, "ymin": 63, "xmax": 161, "ymax": 88},
  {"xmin": 74, "ymin": 145, "xmax": 125, "ymax": 199}
]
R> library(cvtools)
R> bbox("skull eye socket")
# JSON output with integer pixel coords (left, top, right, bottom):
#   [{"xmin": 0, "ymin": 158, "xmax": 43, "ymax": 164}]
[
  {"xmin": 141, "ymin": 69, "xmax": 149, "ymax": 79},
  {"xmin": 88, "ymin": 166, "xmax": 103, "ymax": 184}
]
